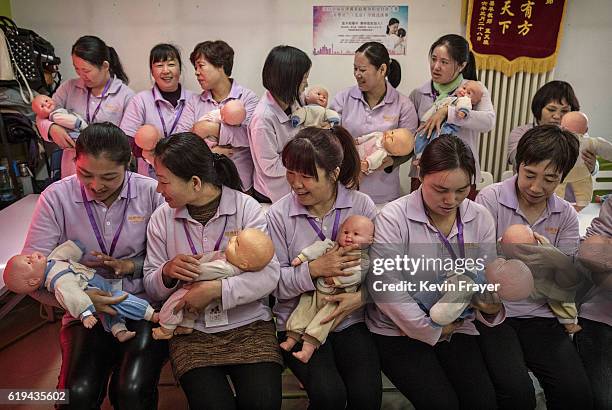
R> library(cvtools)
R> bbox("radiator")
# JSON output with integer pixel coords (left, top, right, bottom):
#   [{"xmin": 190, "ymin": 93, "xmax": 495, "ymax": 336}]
[{"xmin": 477, "ymin": 69, "xmax": 555, "ymax": 181}]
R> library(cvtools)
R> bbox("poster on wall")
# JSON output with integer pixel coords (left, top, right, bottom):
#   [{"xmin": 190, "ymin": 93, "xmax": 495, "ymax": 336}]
[{"xmin": 313, "ymin": 5, "xmax": 409, "ymax": 56}]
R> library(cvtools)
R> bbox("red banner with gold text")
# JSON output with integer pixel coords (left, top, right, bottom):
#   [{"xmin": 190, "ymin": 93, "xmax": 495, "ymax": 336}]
[{"xmin": 466, "ymin": 0, "xmax": 567, "ymax": 76}]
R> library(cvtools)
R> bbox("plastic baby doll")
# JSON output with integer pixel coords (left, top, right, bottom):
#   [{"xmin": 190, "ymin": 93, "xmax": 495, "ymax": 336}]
[
  {"xmin": 32, "ymin": 94, "xmax": 88, "ymax": 139},
  {"xmin": 555, "ymin": 112, "xmax": 612, "ymax": 211},
  {"xmin": 414, "ymin": 80, "xmax": 484, "ymax": 158},
  {"xmin": 501, "ymin": 224, "xmax": 582, "ymax": 334},
  {"xmin": 355, "ymin": 128, "xmax": 415, "ymax": 174},
  {"xmin": 193, "ymin": 100, "xmax": 246, "ymax": 148},
  {"xmin": 134, "ymin": 124, "xmax": 161, "ymax": 166},
  {"xmin": 4, "ymin": 240, "xmax": 158, "ymax": 342},
  {"xmin": 290, "ymin": 86, "xmax": 340, "ymax": 128},
  {"xmin": 152, "ymin": 228, "xmax": 275, "ymax": 340},
  {"xmin": 280, "ymin": 215, "xmax": 374, "ymax": 363}
]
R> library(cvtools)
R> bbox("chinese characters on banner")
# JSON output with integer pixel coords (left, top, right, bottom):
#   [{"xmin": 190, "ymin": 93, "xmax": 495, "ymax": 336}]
[
  {"xmin": 313, "ymin": 6, "xmax": 409, "ymax": 55},
  {"xmin": 466, "ymin": 0, "xmax": 567, "ymax": 76}
]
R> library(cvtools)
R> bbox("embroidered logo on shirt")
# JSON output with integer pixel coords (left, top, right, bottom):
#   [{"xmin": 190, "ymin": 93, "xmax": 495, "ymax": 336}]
[
  {"xmin": 128, "ymin": 215, "xmax": 145, "ymax": 223},
  {"xmin": 383, "ymin": 115, "xmax": 399, "ymax": 122},
  {"xmin": 544, "ymin": 227, "xmax": 559, "ymax": 235}
]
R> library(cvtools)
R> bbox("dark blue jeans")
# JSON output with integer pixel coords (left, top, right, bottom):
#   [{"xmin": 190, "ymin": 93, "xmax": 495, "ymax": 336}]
[
  {"xmin": 279, "ymin": 322, "xmax": 382, "ymax": 410},
  {"xmin": 575, "ymin": 317, "xmax": 612, "ymax": 410}
]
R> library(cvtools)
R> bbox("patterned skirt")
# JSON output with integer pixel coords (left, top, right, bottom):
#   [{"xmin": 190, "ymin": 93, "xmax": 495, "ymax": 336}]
[{"xmin": 169, "ymin": 320, "xmax": 283, "ymax": 379}]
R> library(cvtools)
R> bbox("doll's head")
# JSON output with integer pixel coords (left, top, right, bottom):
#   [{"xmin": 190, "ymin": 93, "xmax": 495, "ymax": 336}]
[
  {"xmin": 500, "ymin": 224, "xmax": 537, "ymax": 259},
  {"xmin": 382, "ymin": 128, "xmax": 415, "ymax": 156},
  {"xmin": 337, "ymin": 215, "xmax": 375, "ymax": 247},
  {"xmin": 455, "ymin": 81, "xmax": 484, "ymax": 106},
  {"xmin": 397, "ymin": 28, "xmax": 406, "ymax": 38},
  {"xmin": 561, "ymin": 111, "xmax": 588, "ymax": 135},
  {"xmin": 220, "ymin": 100, "xmax": 246, "ymax": 126},
  {"xmin": 485, "ymin": 258, "xmax": 534, "ymax": 301},
  {"xmin": 305, "ymin": 86, "xmax": 329, "ymax": 108},
  {"xmin": 3, "ymin": 252, "xmax": 48, "ymax": 294},
  {"xmin": 31, "ymin": 95, "xmax": 56, "ymax": 118},
  {"xmin": 134, "ymin": 125, "xmax": 161, "ymax": 165},
  {"xmin": 225, "ymin": 228, "xmax": 275, "ymax": 272}
]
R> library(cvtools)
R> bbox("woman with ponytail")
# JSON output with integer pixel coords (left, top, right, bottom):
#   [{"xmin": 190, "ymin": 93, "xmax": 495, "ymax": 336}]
[
  {"xmin": 36, "ymin": 35, "xmax": 134, "ymax": 178},
  {"xmin": 267, "ymin": 126, "xmax": 382, "ymax": 409},
  {"xmin": 144, "ymin": 132, "xmax": 283, "ymax": 409},
  {"xmin": 330, "ymin": 41, "xmax": 418, "ymax": 204},
  {"xmin": 409, "ymin": 34, "xmax": 495, "ymax": 199}
]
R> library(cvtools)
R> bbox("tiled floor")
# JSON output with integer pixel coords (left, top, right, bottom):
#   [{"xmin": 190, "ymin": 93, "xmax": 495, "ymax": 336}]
[{"xmin": 0, "ymin": 298, "xmax": 547, "ymax": 409}]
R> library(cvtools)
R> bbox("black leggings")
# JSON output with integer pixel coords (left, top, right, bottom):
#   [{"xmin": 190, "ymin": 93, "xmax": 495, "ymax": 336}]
[
  {"xmin": 56, "ymin": 318, "xmax": 168, "ymax": 410},
  {"xmin": 374, "ymin": 332, "xmax": 496, "ymax": 410},
  {"xmin": 279, "ymin": 322, "xmax": 382, "ymax": 410},
  {"xmin": 476, "ymin": 317, "xmax": 593, "ymax": 410},
  {"xmin": 179, "ymin": 362, "xmax": 282, "ymax": 410}
]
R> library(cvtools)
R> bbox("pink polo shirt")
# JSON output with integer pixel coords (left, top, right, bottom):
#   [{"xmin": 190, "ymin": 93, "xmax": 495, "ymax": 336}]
[
  {"xmin": 330, "ymin": 83, "xmax": 418, "ymax": 204},
  {"xmin": 365, "ymin": 189, "xmax": 503, "ymax": 346},
  {"xmin": 476, "ymin": 175, "xmax": 580, "ymax": 319},
  {"xmin": 36, "ymin": 76, "xmax": 134, "ymax": 177},
  {"xmin": 175, "ymin": 81, "xmax": 259, "ymax": 191},
  {"xmin": 143, "ymin": 185, "xmax": 279, "ymax": 333},
  {"xmin": 266, "ymin": 184, "xmax": 377, "ymax": 332},
  {"xmin": 22, "ymin": 172, "xmax": 164, "ymax": 301},
  {"xmin": 408, "ymin": 80, "xmax": 495, "ymax": 181}
]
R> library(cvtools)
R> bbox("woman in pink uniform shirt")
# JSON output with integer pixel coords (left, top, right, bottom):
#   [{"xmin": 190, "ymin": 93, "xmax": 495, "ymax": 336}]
[
  {"xmin": 267, "ymin": 126, "xmax": 382, "ymax": 409},
  {"xmin": 366, "ymin": 135, "xmax": 502, "ymax": 409},
  {"xmin": 409, "ymin": 34, "xmax": 495, "ymax": 199},
  {"xmin": 331, "ymin": 41, "xmax": 418, "ymax": 204},
  {"xmin": 37, "ymin": 35, "xmax": 134, "ymax": 178},
  {"xmin": 120, "ymin": 43, "xmax": 195, "ymax": 177},
  {"xmin": 248, "ymin": 45, "xmax": 311, "ymax": 203},
  {"xmin": 144, "ymin": 132, "xmax": 282, "ymax": 409},
  {"xmin": 22, "ymin": 123, "xmax": 167, "ymax": 409}
]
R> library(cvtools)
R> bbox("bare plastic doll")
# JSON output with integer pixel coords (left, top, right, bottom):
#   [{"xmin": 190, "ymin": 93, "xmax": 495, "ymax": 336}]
[
  {"xmin": 152, "ymin": 228, "xmax": 275, "ymax": 340},
  {"xmin": 32, "ymin": 94, "xmax": 88, "ymax": 139},
  {"xmin": 195, "ymin": 100, "xmax": 247, "ymax": 148},
  {"xmin": 290, "ymin": 86, "xmax": 340, "ymax": 128},
  {"xmin": 414, "ymin": 80, "xmax": 484, "ymax": 158},
  {"xmin": 134, "ymin": 124, "xmax": 161, "ymax": 166},
  {"xmin": 355, "ymin": 128, "xmax": 415, "ymax": 174},
  {"xmin": 4, "ymin": 240, "xmax": 158, "ymax": 342},
  {"xmin": 555, "ymin": 111, "xmax": 612, "ymax": 210},
  {"xmin": 280, "ymin": 215, "xmax": 374, "ymax": 363}
]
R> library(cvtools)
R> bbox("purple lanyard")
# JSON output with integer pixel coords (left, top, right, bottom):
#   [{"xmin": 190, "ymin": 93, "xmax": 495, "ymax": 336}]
[
  {"xmin": 86, "ymin": 77, "xmax": 113, "ymax": 123},
  {"xmin": 306, "ymin": 209, "xmax": 342, "ymax": 241},
  {"xmin": 80, "ymin": 173, "xmax": 131, "ymax": 257},
  {"xmin": 182, "ymin": 216, "xmax": 228, "ymax": 255},
  {"xmin": 423, "ymin": 195, "xmax": 465, "ymax": 260},
  {"xmin": 152, "ymin": 87, "xmax": 185, "ymax": 138}
]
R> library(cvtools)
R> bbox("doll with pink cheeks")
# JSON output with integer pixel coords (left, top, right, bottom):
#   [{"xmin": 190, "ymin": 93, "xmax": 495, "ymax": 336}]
[
  {"xmin": 193, "ymin": 100, "xmax": 247, "ymax": 148},
  {"xmin": 290, "ymin": 86, "xmax": 340, "ymax": 128},
  {"xmin": 152, "ymin": 228, "xmax": 275, "ymax": 340},
  {"xmin": 280, "ymin": 215, "xmax": 374, "ymax": 363},
  {"xmin": 4, "ymin": 240, "xmax": 158, "ymax": 342},
  {"xmin": 32, "ymin": 94, "xmax": 88, "ymax": 139},
  {"xmin": 555, "ymin": 111, "xmax": 612, "ymax": 210},
  {"xmin": 355, "ymin": 128, "xmax": 415, "ymax": 174},
  {"xmin": 134, "ymin": 124, "xmax": 161, "ymax": 166}
]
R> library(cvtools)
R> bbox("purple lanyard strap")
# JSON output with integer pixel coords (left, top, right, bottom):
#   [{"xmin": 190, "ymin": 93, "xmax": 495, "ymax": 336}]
[
  {"xmin": 183, "ymin": 216, "xmax": 229, "ymax": 255},
  {"xmin": 422, "ymin": 195, "xmax": 465, "ymax": 260},
  {"xmin": 86, "ymin": 77, "xmax": 113, "ymax": 123},
  {"xmin": 81, "ymin": 173, "xmax": 131, "ymax": 257},
  {"xmin": 306, "ymin": 209, "xmax": 342, "ymax": 242},
  {"xmin": 152, "ymin": 87, "xmax": 185, "ymax": 138}
]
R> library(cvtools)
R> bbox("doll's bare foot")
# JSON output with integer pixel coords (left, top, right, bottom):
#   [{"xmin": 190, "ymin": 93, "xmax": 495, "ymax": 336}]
[
  {"xmin": 292, "ymin": 342, "xmax": 316, "ymax": 363},
  {"xmin": 116, "ymin": 330, "xmax": 136, "ymax": 342},
  {"xmin": 152, "ymin": 326, "xmax": 174, "ymax": 340},
  {"xmin": 280, "ymin": 337, "xmax": 297, "ymax": 352},
  {"xmin": 82, "ymin": 316, "xmax": 97, "ymax": 328},
  {"xmin": 174, "ymin": 326, "xmax": 193, "ymax": 335}
]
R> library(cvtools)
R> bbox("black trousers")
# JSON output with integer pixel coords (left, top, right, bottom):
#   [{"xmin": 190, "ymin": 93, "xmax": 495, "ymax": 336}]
[
  {"xmin": 374, "ymin": 332, "xmax": 496, "ymax": 410},
  {"xmin": 476, "ymin": 317, "xmax": 594, "ymax": 410},
  {"xmin": 575, "ymin": 317, "xmax": 612, "ymax": 410},
  {"xmin": 56, "ymin": 318, "xmax": 168, "ymax": 410},
  {"xmin": 279, "ymin": 322, "xmax": 382, "ymax": 410},
  {"xmin": 179, "ymin": 362, "xmax": 282, "ymax": 410}
]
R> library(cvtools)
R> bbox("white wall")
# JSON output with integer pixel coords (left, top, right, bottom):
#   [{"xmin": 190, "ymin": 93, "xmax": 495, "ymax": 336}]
[{"xmin": 10, "ymin": 0, "xmax": 611, "ymax": 137}]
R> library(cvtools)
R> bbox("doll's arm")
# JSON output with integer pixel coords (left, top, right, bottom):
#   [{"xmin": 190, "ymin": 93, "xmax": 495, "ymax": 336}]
[
  {"xmin": 365, "ymin": 148, "xmax": 389, "ymax": 173},
  {"xmin": 324, "ymin": 109, "xmax": 341, "ymax": 126},
  {"xmin": 200, "ymin": 109, "xmax": 222, "ymax": 124},
  {"xmin": 48, "ymin": 240, "xmax": 86, "ymax": 261},
  {"xmin": 50, "ymin": 110, "xmax": 88, "ymax": 131},
  {"xmin": 54, "ymin": 275, "xmax": 96, "ymax": 320},
  {"xmin": 197, "ymin": 259, "xmax": 240, "ymax": 280},
  {"xmin": 592, "ymin": 137, "xmax": 612, "ymax": 161},
  {"xmin": 291, "ymin": 239, "xmax": 335, "ymax": 266},
  {"xmin": 355, "ymin": 132, "xmax": 379, "ymax": 145}
]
